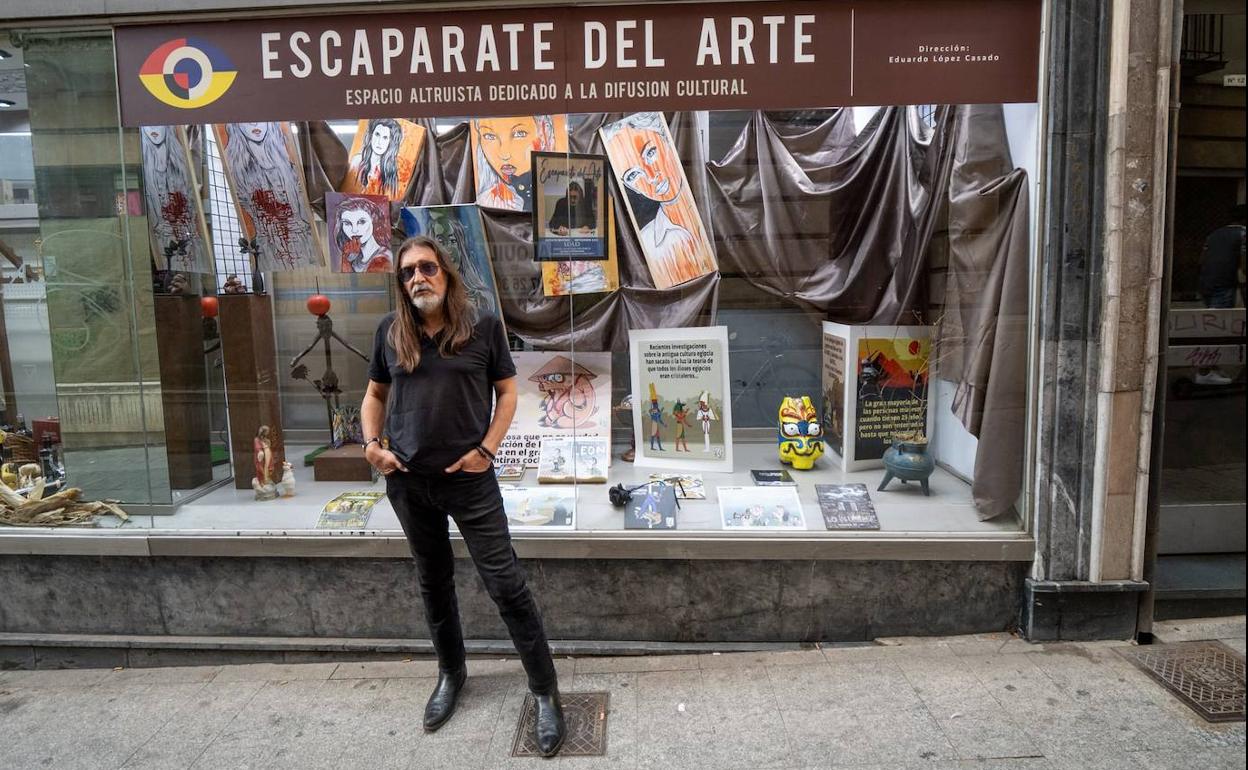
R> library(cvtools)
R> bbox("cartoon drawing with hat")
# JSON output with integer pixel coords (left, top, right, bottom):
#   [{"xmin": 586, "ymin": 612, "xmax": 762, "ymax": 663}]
[{"xmin": 529, "ymin": 355, "xmax": 599, "ymax": 430}]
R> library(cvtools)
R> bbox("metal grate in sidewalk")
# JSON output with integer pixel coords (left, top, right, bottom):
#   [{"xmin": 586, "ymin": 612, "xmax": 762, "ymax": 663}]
[
  {"xmin": 1117, "ymin": 640, "xmax": 1245, "ymax": 723},
  {"xmin": 511, "ymin": 691, "xmax": 609, "ymax": 757}
]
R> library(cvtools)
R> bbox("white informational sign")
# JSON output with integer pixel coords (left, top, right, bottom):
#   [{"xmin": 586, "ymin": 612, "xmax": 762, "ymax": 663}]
[
  {"xmin": 496, "ymin": 351, "xmax": 612, "ymax": 468},
  {"xmin": 628, "ymin": 326, "xmax": 733, "ymax": 473}
]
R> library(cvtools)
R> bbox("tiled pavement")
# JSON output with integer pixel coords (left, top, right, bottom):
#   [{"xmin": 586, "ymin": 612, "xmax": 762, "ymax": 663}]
[{"xmin": 0, "ymin": 618, "xmax": 1242, "ymax": 769}]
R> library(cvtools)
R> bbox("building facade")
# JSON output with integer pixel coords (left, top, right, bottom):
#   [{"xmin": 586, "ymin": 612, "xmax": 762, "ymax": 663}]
[{"xmin": 0, "ymin": 0, "xmax": 1242, "ymax": 666}]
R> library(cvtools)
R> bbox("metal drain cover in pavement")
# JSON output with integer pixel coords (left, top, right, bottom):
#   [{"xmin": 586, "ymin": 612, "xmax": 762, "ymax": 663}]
[
  {"xmin": 511, "ymin": 691, "xmax": 609, "ymax": 757},
  {"xmin": 1118, "ymin": 641, "xmax": 1245, "ymax": 723}
]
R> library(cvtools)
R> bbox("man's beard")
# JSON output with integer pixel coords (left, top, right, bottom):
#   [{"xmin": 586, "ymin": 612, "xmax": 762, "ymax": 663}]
[{"xmin": 410, "ymin": 287, "xmax": 443, "ymax": 314}]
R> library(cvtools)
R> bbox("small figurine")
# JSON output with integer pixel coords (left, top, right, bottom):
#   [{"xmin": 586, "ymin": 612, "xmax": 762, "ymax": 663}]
[
  {"xmin": 17, "ymin": 463, "xmax": 42, "ymax": 489},
  {"xmin": 222, "ymin": 274, "xmax": 246, "ymax": 294},
  {"xmin": 252, "ymin": 425, "xmax": 277, "ymax": 501},
  {"xmin": 777, "ymin": 396, "xmax": 824, "ymax": 470},
  {"xmin": 276, "ymin": 461, "xmax": 296, "ymax": 498},
  {"xmin": 168, "ymin": 273, "xmax": 189, "ymax": 295}
]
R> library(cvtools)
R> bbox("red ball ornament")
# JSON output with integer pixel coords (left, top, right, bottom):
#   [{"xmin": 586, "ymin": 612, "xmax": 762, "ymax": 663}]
[
  {"xmin": 307, "ymin": 294, "xmax": 331, "ymax": 316},
  {"xmin": 201, "ymin": 296, "xmax": 219, "ymax": 319}
]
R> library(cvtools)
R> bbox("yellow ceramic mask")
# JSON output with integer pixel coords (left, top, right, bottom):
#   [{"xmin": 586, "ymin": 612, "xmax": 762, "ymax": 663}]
[{"xmin": 778, "ymin": 396, "xmax": 824, "ymax": 470}]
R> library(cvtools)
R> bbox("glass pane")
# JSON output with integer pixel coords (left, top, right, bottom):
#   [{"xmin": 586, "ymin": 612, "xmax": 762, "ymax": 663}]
[{"xmin": 4, "ymin": 28, "xmax": 165, "ymax": 514}]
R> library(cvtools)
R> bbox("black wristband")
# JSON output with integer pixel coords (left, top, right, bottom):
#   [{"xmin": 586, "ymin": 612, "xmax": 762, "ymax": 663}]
[
  {"xmin": 476, "ymin": 444, "xmax": 496, "ymax": 461},
  {"xmin": 363, "ymin": 437, "xmax": 381, "ymax": 452}
]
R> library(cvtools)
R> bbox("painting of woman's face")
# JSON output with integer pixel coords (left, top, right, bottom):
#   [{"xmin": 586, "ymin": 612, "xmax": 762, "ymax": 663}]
[
  {"xmin": 339, "ymin": 206, "xmax": 375, "ymax": 243},
  {"xmin": 618, "ymin": 132, "xmax": 681, "ymax": 203},
  {"xmin": 241, "ymin": 122, "xmax": 270, "ymax": 143},
  {"xmin": 369, "ymin": 124, "xmax": 392, "ymax": 156},
  {"xmin": 144, "ymin": 126, "xmax": 167, "ymax": 145},
  {"xmin": 476, "ymin": 117, "xmax": 538, "ymax": 182}
]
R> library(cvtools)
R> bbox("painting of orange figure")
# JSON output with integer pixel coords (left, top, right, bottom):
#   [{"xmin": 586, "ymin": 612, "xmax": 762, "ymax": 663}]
[
  {"xmin": 600, "ymin": 112, "xmax": 716, "ymax": 290},
  {"xmin": 340, "ymin": 118, "xmax": 427, "ymax": 202},
  {"xmin": 471, "ymin": 115, "xmax": 568, "ymax": 213}
]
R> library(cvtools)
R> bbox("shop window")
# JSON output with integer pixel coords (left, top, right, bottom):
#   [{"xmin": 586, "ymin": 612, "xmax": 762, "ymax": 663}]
[{"xmin": 2, "ymin": 8, "xmax": 1040, "ymax": 539}]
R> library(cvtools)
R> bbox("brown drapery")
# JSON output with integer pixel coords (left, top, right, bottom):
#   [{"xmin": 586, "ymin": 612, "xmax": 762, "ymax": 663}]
[
  {"xmin": 938, "ymin": 106, "xmax": 1030, "ymax": 520},
  {"xmin": 296, "ymin": 107, "xmax": 1029, "ymax": 518}
]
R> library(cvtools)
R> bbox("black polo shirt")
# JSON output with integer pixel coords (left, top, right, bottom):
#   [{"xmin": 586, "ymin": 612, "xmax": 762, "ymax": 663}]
[{"xmin": 368, "ymin": 311, "xmax": 515, "ymax": 474}]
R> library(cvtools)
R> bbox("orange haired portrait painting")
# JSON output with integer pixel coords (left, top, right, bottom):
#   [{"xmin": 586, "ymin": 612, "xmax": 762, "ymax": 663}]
[
  {"xmin": 601, "ymin": 112, "xmax": 717, "ymax": 290},
  {"xmin": 471, "ymin": 115, "xmax": 568, "ymax": 212},
  {"xmin": 340, "ymin": 118, "xmax": 426, "ymax": 202}
]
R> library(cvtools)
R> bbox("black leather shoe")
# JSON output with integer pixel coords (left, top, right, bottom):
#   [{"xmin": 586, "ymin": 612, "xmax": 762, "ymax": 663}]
[
  {"xmin": 533, "ymin": 691, "xmax": 566, "ymax": 757},
  {"xmin": 423, "ymin": 667, "xmax": 466, "ymax": 732}
]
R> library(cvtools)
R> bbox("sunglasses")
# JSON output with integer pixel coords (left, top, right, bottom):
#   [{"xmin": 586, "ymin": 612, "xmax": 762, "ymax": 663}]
[{"xmin": 399, "ymin": 261, "xmax": 440, "ymax": 282}]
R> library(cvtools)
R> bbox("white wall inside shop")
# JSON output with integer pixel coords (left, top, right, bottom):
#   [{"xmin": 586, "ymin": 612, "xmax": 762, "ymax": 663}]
[{"xmin": 852, "ymin": 103, "xmax": 1039, "ymax": 481}]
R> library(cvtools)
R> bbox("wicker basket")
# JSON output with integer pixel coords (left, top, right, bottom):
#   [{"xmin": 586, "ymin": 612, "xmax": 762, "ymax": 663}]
[{"xmin": 3, "ymin": 433, "xmax": 37, "ymax": 464}]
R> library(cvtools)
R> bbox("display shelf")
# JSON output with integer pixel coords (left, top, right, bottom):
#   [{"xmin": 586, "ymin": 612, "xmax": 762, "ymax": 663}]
[{"xmin": 0, "ymin": 443, "xmax": 1030, "ymax": 560}]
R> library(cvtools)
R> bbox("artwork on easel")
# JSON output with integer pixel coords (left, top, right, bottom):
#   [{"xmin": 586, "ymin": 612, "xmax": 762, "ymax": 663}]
[
  {"xmin": 399, "ymin": 204, "xmax": 502, "ymax": 321},
  {"xmin": 213, "ymin": 121, "xmax": 324, "ymax": 271},
  {"xmin": 601, "ymin": 112, "xmax": 716, "ymax": 289},
  {"xmin": 139, "ymin": 125, "xmax": 213, "ymax": 273},
  {"xmin": 340, "ymin": 118, "xmax": 426, "ymax": 201},
  {"xmin": 629, "ymin": 326, "xmax": 733, "ymax": 473},
  {"xmin": 471, "ymin": 115, "xmax": 568, "ymax": 212}
]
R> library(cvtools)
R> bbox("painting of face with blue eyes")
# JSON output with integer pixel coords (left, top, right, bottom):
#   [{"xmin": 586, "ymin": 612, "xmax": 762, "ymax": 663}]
[
  {"xmin": 471, "ymin": 115, "xmax": 568, "ymax": 212},
  {"xmin": 601, "ymin": 112, "xmax": 717, "ymax": 290}
]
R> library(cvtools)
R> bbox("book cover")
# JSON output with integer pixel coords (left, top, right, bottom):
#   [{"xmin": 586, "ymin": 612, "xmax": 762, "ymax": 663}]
[
  {"xmin": 536, "ymin": 436, "xmax": 609, "ymax": 483},
  {"xmin": 500, "ymin": 485, "xmax": 576, "ymax": 530},
  {"xmin": 316, "ymin": 492, "xmax": 385, "ymax": 529},
  {"xmin": 717, "ymin": 486, "xmax": 806, "ymax": 529},
  {"xmin": 815, "ymin": 484, "xmax": 880, "ymax": 530},
  {"xmin": 624, "ymin": 481, "xmax": 678, "ymax": 530},
  {"xmin": 750, "ymin": 469, "xmax": 796, "ymax": 486},
  {"xmin": 495, "ymin": 464, "xmax": 525, "ymax": 481},
  {"xmin": 647, "ymin": 473, "xmax": 706, "ymax": 500}
]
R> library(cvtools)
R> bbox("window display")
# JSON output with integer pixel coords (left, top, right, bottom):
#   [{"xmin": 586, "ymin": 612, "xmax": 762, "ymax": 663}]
[{"xmin": 0, "ymin": 0, "xmax": 1042, "ymax": 541}]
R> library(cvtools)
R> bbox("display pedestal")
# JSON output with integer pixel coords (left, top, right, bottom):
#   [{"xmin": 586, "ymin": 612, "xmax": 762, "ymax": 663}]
[
  {"xmin": 313, "ymin": 445, "xmax": 377, "ymax": 482},
  {"xmin": 821, "ymin": 322, "xmax": 933, "ymax": 471},
  {"xmin": 219, "ymin": 294, "xmax": 284, "ymax": 489},
  {"xmin": 154, "ymin": 295, "xmax": 212, "ymax": 489}
]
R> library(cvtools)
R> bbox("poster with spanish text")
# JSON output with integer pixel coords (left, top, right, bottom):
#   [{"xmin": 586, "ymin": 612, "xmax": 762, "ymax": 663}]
[{"xmin": 629, "ymin": 326, "xmax": 733, "ymax": 473}]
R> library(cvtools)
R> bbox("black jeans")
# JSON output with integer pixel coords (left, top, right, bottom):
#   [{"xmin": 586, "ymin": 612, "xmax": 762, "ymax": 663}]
[{"xmin": 386, "ymin": 468, "xmax": 558, "ymax": 695}]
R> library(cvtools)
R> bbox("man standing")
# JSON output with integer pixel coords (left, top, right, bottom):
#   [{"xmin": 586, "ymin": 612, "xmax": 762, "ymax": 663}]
[
  {"xmin": 361, "ymin": 235, "xmax": 565, "ymax": 756},
  {"xmin": 1195, "ymin": 204, "xmax": 1245, "ymax": 386}
]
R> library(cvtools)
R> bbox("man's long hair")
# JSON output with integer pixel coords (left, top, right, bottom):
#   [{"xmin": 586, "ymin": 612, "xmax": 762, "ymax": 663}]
[{"xmin": 388, "ymin": 235, "xmax": 477, "ymax": 371}]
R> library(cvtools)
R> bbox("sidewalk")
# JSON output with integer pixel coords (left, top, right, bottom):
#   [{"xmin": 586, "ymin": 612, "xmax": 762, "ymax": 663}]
[{"xmin": 0, "ymin": 619, "xmax": 1243, "ymax": 769}]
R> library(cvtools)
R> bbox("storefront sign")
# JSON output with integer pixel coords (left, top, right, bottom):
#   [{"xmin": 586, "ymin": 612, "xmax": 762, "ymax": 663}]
[{"xmin": 115, "ymin": 0, "xmax": 1041, "ymax": 125}]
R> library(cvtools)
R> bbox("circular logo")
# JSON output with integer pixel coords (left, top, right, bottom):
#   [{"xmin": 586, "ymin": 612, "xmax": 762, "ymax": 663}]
[{"xmin": 139, "ymin": 37, "xmax": 236, "ymax": 109}]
